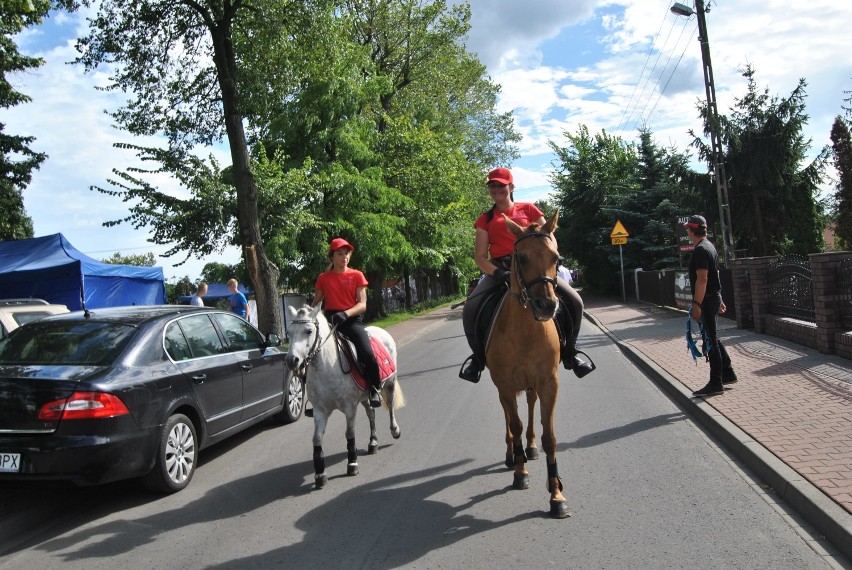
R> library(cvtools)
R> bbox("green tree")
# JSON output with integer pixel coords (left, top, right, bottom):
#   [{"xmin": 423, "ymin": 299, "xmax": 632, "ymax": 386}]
[
  {"xmin": 254, "ymin": 0, "xmax": 516, "ymax": 318},
  {"xmin": 620, "ymin": 130, "xmax": 705, "ymax": 270},
  {"xmin": 692, "ymin": 66, "xmax": 828, "ymax": 256},
  {"xmin": 549, "ymin": 125, "xmax": 638, "ymax": 294},
  {"xmin": 74, "ymin": 0, "xmax": 317, "ymax": 335},
  {"xmin": 201, "ymin": 261, "xmax": 243, "ymax": 285},
  {"xmin": 165, "ymin": 275, "xmax": 194, "ymax": 304},
  {"xmin": 830, "ymin": 89, "xmax": 852, "ymax": 249},
  {"xmin": 0, "ymin": 1, "xmax": 77, "ymax": 240},
  {"xmin": 100, "ymin": 251, "xmax": 157, "ymax": 267}
]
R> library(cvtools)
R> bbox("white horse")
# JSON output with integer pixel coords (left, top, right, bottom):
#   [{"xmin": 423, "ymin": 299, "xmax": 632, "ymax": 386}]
[{"xmin": 285, "ymin": 305, "xmax": 404, "ymax": 488}]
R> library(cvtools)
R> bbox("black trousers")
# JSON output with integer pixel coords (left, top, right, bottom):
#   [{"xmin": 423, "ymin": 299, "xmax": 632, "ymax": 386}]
[
  {"xmin": 701, "ymin": 291, "xmax": 732, "ymax": 385},
  {"xmin": 325, "ymin": 312, "xmax": 380, "ymax": 388},
  {"xmin": 462, "ymin": 274, "xmax": 583, "ymax": 355}
]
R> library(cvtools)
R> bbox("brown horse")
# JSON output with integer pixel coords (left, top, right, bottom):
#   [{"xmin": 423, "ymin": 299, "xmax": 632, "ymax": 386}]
[{"xmin": 486, "ymin": 209, "xmax": 570, "ymax": 518}]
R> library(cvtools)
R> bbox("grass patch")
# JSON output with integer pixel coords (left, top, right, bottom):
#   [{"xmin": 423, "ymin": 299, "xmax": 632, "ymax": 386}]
[{"xmin": 369, "ymin": 295, "xmax": 464, "ymax": 329}]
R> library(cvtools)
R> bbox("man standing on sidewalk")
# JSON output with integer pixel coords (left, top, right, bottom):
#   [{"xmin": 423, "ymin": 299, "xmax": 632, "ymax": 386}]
[{"xmin": 685, "ymin": 215, "xmax": 738, "ymax": 397}]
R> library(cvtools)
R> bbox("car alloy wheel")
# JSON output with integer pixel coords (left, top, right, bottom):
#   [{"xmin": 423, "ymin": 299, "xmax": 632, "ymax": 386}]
[
  {"xmin": 141, "ymin": 413, "xmax": 197, "ymax": 493},
  {"xmin": 275, "ymin": 372, "xmax": 305, "ymax": 424}
]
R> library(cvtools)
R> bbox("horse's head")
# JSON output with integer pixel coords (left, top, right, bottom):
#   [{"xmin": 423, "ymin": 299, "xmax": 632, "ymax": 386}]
[
  {"xmin": 503, "ymin": 209, "xmax": 561, "ymax": 321},
  {"xmin": 285, "ymin": 304, "xmax": 326, "ymax": 372}
]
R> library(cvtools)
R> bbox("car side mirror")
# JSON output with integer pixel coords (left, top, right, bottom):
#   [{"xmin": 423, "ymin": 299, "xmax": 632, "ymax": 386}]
[{"xmin": 265, "ymin": 333, "xmax": 282, "ymax": 348}]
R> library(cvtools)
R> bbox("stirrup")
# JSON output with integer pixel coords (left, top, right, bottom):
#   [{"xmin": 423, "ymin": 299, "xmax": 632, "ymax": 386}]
[
  {"xmin": 368, "ymin": 386, "xmax": 382, "ymax": 408},
  {"xmin": 459, "ymin": 354, "xmax": 483, "ymax": 383},
  {"xmin": 572, "ymin": 350, "xmax": 596, "ymax": 378}
]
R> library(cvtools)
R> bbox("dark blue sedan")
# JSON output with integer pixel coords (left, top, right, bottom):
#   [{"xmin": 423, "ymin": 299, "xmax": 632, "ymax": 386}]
[{"xmin": 0, "ymin": 306, "xmax": 304, "ymax": 493}]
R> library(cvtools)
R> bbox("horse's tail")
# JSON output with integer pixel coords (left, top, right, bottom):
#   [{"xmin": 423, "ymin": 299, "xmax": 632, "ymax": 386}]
[{"xmin": 385, "ymin": 379, "xmax": 406, "ymax": 410}]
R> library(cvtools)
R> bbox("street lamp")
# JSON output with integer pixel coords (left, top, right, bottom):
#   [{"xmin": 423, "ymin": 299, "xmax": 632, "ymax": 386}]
[{"xmin": 671, "ymin": 0, "xmax": 736, "ymax": 261}]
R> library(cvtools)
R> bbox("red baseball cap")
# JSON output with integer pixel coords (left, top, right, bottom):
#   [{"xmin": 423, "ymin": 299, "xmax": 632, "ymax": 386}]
[
  {"xmin": 329, "ymin": 237, "xmax": 354, "ymax": 252},
  {"xmin": 487, "ymin": 167, "xmax": 513, "ymax": 185}
]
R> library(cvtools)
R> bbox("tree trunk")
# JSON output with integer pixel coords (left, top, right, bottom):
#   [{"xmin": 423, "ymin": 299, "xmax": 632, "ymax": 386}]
[
  {"xmin": 402, "ymin": 266, "xmax": 412, "ymax": 311},
  {"xmin": 212, "ymin": 23, "xmax": 282, "ymax": 336},
  {"xmin": 365, "ymin": 268, "xmax": 386, "ymax": 322}
]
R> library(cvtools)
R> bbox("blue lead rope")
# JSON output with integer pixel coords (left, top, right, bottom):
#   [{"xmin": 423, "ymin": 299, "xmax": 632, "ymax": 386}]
[{"xmin": 686, "ymin": 307, "xmax": 710, "ymax": 363}]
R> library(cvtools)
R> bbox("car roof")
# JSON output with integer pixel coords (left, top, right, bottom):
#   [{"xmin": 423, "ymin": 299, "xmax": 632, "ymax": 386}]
[{"xmin": 43, "ymin": 305, "xmax": 218, "ymax": 326}]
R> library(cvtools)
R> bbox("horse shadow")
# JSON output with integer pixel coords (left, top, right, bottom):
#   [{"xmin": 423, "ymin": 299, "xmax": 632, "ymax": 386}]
[
  {"xmin": 558, "ymin": 412, "xmax": 687, "ymax": 451},
  {"xmin": 27, "ymin": 458, "xmax": 542, "ymax": 568}
]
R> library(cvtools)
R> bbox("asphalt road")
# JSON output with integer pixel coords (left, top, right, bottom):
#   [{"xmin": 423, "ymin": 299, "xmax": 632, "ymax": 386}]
[{"xmin": 0, "ymin": 311, "xmax": 841, "ymax": 569}]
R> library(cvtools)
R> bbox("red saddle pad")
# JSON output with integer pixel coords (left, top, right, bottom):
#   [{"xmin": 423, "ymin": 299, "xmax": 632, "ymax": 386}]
[{"xmin": 346, "ymin": 337, "xmax": 396, "ymax": 391}]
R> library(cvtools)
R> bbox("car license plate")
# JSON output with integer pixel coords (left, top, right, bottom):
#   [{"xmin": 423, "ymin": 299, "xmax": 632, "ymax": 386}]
[{"xmin": 0, "ymin": 453, "xmax": 20, "ymax": 473}]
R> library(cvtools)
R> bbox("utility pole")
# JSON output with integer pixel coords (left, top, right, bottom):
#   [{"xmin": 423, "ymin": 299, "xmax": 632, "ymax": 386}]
[
  {"xmin": 694, "ymin": 0, "xmax": 735, "ymax": 260},
  {"xmin": 672, "ymin": 0, "xmax": 736, "ymax": 261}
]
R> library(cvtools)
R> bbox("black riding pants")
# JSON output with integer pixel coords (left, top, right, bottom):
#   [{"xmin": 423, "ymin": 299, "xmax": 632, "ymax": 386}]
[
  {"xmin": 462, "ymin": 274, "xmax": 583, "ymax": 354},
  {"xmin": 325, "ymin": 312, "xmax": 380, "ymax": 389}
]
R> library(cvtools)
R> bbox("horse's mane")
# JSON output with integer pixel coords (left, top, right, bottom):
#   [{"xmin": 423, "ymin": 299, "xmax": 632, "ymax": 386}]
[{"xmin": 525, "ymin": 222, "xmax": 543, "ymax": 233}]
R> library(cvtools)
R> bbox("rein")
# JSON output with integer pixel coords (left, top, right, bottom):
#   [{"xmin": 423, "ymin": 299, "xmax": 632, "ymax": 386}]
[{"xmin": 510, "ymin": 232, "xmax": 559, "ymax": 313}]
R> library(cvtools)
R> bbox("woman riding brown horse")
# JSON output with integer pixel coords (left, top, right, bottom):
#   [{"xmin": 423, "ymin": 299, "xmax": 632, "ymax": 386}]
[{"xmin": 487, "ymin": 210, "xmax": 570, "ymax": 518}]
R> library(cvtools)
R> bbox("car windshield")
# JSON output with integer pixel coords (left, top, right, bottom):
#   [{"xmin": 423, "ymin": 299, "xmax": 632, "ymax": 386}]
[{"xmin": 0, "ymin": 321, "xmax": 138, "ymax": 366}]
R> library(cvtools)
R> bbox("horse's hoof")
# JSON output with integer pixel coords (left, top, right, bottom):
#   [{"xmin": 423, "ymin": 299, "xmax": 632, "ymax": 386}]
[
  {"xmin": 314, "ymin": 474, "xmax": 327, "ymax": 489},
  {"xmin": 347, "ymin": 463, "xmax": 359, "ymax": 476},
  {"xmin": 512, "ymin": 472, "xmax": 530, "ymax": 490},
  {"xmin": 505, "ymin": 455, "xmax": 514, "ymax": 470},
  {"xmin": 550, "ymin": 499, "xmax": 572, "ymax": 519},
  {"xmin": 391, "ymin": 428, "xmax": 401, "ymax": 439},
  {"xmin": 525, "ymin": 446, "xmax": 540, "ymax": 461},
  {"xmin": 368, "ymin": 443, "xmax": 379, "ymax": 455}
]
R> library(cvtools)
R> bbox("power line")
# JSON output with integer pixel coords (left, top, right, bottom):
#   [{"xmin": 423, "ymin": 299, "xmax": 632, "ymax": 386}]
[
  {"xmin": 632, "ymin": 17, "xmax": 696, "ymax": 129},
  {"xmin": 642, "ymin": 24, "xmax": 696, "ymax": 127},
  {"xmin": 616, "ymin": 7, "xmax": 670, "ymax": 134},
  {"xmin": 618, "ymin": 14, "xmax": 681, "ymax": 134}
]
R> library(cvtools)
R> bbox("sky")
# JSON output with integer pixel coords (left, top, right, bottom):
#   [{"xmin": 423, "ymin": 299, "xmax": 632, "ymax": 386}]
[{"xmin": 6, "ymin": 0, "xmax": 852, "ymax": 281}]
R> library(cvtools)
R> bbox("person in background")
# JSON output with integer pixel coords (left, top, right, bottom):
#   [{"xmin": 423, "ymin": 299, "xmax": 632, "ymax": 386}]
[
  {"xmin": 227, "ymin": 278, "xmax": 251, "ymax": 321},
  {"xmin": 190, "ymin": 282, "xmax": 207, "ymax": 307},
  {"xmin": 312, "ymin": 238, "xmax": 382, "ymax": 408},
  {"xmin": 459, "ymin": 167, "xmax": 593, "ymax": 383},
  {"xmin": 684, "ymin": 214, "xmax": 737, "ymax": 397}
]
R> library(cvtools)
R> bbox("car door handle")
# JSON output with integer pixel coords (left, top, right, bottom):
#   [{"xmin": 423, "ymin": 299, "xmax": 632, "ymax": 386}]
[
  {"xmin": 191, "ymin": 374, "xmax": 206, "ymax": 383},
  {"xmin": 241, "ymin": 364, "xmax": 252, "ymax": 372}
]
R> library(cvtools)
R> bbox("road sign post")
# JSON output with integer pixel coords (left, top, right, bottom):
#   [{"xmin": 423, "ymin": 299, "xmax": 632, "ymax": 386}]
[{"xmin": 610, "ymin": 220, "xmax": 630, "ymax": 302}]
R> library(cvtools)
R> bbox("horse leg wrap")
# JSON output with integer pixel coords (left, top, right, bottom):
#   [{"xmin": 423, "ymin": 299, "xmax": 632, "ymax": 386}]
[
  {"xmin": 547, "ymin": 460, "xmax": 564, "ymax": 492},
  {"xmin": 313, "ymin": 446, "xmax": 325, "ymax": 475},
  {"xmin": 514, "ymin": 443, "xmax": 527, "ymax": 465},
  {"xmin": 347, "ymin": 438, "xmax": 358, "ymax": 465}
]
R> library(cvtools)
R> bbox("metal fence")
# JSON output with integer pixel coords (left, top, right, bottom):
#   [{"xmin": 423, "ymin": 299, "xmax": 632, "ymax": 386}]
[{"xmin": 766, "ymin": 255, "xmax": 814, "ymax": 321}]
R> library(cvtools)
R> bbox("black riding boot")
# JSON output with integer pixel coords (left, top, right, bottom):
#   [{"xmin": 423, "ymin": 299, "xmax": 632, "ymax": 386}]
[
  {"xmin": 459, "ymin": 354, "xmax": 485, "ymax": 383},
  {"xmin": 368, "ymin": 382, "xmax": 382, "ymax": 408},
  {"xmin": 560, "ymin": 343, "xmax": 595, "ymax": 378}
]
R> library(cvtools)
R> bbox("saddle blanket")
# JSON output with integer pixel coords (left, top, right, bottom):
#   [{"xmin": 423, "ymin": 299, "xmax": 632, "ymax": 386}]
[{"xmin": 347, "ymin": 337, "xmax": 396, "ymax": 391}]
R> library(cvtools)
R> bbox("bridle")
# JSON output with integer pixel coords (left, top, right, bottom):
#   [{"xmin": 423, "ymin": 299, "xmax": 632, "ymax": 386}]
[
  {"xmin": 289, "ymin": 316, "xmax": 339, "ymax": 370},
  {"xmin": 510, "ymin": 231, "xmax": 560, "ymax": 318}
]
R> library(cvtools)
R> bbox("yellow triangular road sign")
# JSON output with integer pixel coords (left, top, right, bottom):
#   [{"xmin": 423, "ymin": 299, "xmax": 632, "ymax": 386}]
[{"xmin": 610, "ymin": 219, "xmax": 629, "ymax": 238}]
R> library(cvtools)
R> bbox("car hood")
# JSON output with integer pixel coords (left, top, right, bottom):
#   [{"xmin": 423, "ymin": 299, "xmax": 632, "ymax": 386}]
[{"xmin": 0, "ymin": 364, "xmax": 108, "ymax": 432}]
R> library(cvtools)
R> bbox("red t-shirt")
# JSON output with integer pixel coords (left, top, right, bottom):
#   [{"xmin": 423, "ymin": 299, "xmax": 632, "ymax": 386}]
[
  {"xmin": 474, "ymin": 202, "xmax": 545, "ymax": 259},
  {"xmin": 314, "ymin": 268, "xmax": 369, "ymax": 311}
]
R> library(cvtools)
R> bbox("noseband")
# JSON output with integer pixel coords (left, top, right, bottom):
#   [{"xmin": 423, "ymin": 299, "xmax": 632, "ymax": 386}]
[{"xmin": 511, "ymin": 232, "xmax": 559, "ymax": 317}]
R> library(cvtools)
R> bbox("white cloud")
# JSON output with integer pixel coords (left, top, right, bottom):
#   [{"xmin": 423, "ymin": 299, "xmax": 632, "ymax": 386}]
[{"xmin": 462, "ymin": 0, "xmax": 598, "ymax": 70}]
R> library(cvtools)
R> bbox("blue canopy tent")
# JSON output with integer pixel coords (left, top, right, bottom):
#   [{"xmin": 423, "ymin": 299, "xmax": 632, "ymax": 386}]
[{"xmin": 0, "ymin": 234, "xmax": 167, "ymax": 310}]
